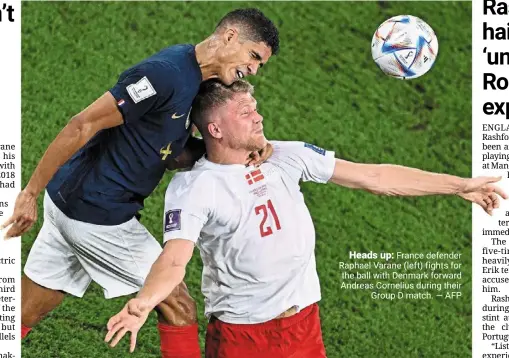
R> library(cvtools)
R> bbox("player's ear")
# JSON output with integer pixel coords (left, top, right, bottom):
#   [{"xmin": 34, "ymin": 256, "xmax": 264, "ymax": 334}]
[
  {"xmin": 208, "ymin": 122, "xmax": 222, "ymax": 139},
  {"xmin": 224, "ymin": 27, "xmax": 238, "ymax": 44}
]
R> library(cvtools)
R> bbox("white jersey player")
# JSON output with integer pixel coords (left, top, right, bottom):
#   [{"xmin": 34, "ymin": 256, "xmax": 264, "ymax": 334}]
[
  {"xmin": 105, "ymin": 79, "xmax": 506, "ymax": 358},
  {"xmin": 164, "ymin": 140, "xmax": 333, "ymax": 324}
]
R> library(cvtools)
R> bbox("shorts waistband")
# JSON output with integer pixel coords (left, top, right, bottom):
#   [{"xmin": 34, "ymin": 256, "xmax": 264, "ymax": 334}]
[{"xmin": 210, "ymin": 303, "xmax": 317, "ymax": 330}]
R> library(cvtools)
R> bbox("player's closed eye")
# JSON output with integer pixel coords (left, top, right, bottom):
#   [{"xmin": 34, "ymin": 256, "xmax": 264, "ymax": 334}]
[
  {"xmin": 250, "ymin": 52, "xmax": 263, "ymax": 68},
  {"xmin": 244, "ymin": 107, "xmax": 258, "ymax": 116}
]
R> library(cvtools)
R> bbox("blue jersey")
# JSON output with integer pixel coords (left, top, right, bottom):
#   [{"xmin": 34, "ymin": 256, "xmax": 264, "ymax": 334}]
[{"xmin": 47, "ymin": 44, "xmax": 202, "ymax": 225}]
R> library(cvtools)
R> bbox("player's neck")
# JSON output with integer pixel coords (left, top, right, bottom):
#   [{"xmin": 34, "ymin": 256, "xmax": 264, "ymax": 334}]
[
  {"xmin": 206, "ymin": 143, "xmax": 250, "ymax": 166},
  {"xmin": 195, "ymin": 38, "xmax": 221, "ymax": 81}
]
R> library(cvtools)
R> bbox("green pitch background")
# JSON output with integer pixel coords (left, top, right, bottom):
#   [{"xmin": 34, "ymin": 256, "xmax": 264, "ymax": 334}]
[{"xmin": 21, "ymin": 2, "xmax": 472, "ymax": 357}]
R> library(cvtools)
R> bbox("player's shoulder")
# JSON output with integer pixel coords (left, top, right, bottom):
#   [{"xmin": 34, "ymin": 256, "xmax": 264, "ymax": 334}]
[
  {"xmin": 123, "ymin": 44, "xmax": 200, "ymax": 88},
  {"xmin": 164, "ymin": 161, "xmax": 216, "ymax": 201},
  {"xmin": 145, "ymin": 44, "xmax": 194, "ymax": 68},
  {"xmin": 270, "ymin": 140, "xmax": 328, "ymax": 160},
  {"xmin": 166, "ymin": 169, "xmax": 205, "ymax": 195},
  {"xmin": 271, "ymin": 140, "xmax": 307, "ymax": 152}
]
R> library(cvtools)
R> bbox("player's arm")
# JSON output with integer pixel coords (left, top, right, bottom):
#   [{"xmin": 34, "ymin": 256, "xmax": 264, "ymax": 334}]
[
  {"xmin": 136, "ymin": 239, "xmax": 194, "ymax": 309},
  {"xmin": 105, "ymin": 239, "xmax": 194, "ymax": 352},
  {"xmin": 329, "ymin": 159, "xmax": 508, "ymax": 215},
  {"xmin": 274, "ymin": 141, "xmax": 507, "ymax": 215},
  {"xmin": 2, "ymin": 93, "xmax": 123, "ymax": 238},
  {"xmin": 106, "ymin": 175, "xmax": 206, "ymax": 352},
  {"xmin": 27, "ymin": 93, "xmax": 122, "ymax": 196},
  {"xmin": 3, "ymin": 63, "xmax": 174, "ymax": 239},
  {"xmin": 165, "ymin": 136, "xmax": 206, "ymax": 171}
]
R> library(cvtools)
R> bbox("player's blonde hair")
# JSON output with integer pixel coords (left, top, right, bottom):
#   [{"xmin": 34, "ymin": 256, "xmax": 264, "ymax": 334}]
[{"xmin": 190, "ymin": 79, "xmax": 254, "ymax": 136}]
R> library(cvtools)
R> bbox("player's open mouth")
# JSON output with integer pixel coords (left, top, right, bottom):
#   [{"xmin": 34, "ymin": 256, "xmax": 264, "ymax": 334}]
[{"xmin": 236, "ymin": 70, "xmax": 244, "ymax": 79}]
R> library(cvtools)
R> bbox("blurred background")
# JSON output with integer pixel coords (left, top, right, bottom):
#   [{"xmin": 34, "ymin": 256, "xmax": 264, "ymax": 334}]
[{"xmin": 22, "ymin": 2, "xmax": 472, "ymax": 357}]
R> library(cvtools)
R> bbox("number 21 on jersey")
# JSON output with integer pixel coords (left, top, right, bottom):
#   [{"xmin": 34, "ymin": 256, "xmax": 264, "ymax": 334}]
[{"xmin": 254, "ymin": 199, "xmax": 281, "ymax": 238}]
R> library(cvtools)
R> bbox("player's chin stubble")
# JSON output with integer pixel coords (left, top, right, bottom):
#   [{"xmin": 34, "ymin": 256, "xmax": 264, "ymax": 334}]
[{"xmin": 246, "ymin": 135, "xmax": 266, "ymax": 152}]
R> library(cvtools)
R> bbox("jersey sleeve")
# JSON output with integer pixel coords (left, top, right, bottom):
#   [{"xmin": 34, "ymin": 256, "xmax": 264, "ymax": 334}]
[
  {"xmin": 109, "ymin": 61, "xmax": 176, "ymax": 124},
  {"xmin": 272, "ymin": 141, "xmax": 336, "ymax": 184},
  {"xmin": 163, "ymin": 173, "xmax": 209, "ymax": 244}
]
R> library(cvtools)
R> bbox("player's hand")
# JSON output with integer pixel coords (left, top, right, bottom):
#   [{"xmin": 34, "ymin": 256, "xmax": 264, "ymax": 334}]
[
  {"xmin": 457, "ymin": 176, "xmax": 508, "ymax": 215},
  {"xmin": 1, "ymin": 189, "xmax": 38, "ymax": 239},
  {"xmin": 247, "ymin": 142, "xmax": 273, "ymax": 167},
  {"xmin": 105, "ymin": 298, "xmax": 152, "ymax": 353}
]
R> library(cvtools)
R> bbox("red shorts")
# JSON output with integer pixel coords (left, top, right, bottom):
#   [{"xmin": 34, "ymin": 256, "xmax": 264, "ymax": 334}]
[{"xmin": 205, "ymin": 303, "xmax": 326, "ymax": 358}]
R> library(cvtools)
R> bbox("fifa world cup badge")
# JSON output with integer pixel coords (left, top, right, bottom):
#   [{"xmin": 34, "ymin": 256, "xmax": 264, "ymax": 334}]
[{"xmin": 164, "ymin": 209, "xmax": 182, "ymax": 232}]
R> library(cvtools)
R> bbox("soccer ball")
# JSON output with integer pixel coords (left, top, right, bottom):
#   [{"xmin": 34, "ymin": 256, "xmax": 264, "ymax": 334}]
[{"xmin": 371, "ymin": 15, "xmax": 438, "ymax": 80}]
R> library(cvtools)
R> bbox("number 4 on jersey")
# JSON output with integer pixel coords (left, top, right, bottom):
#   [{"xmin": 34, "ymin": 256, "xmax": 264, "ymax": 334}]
[{"xmin": 255, "ymin": 199, "xmax": 281, "ymax": 237}]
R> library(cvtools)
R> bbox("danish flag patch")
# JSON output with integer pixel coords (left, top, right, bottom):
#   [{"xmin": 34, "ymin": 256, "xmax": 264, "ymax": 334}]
[{"xmin": 245, "ymin": 169, "xmax": 264, "ymax": 185}]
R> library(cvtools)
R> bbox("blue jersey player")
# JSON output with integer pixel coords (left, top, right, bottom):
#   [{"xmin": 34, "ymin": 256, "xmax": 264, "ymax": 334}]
[{"xmin": 5, "ymin": 8, "xmax": 279, "ymax": 357}]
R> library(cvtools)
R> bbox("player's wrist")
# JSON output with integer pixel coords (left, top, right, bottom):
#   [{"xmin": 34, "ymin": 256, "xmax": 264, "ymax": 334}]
[
  {"xmin": 453, "ymin": 177, "xmax": 469, "ymax": 195},
  {"xmin": 23, "ymin": 185, "xmax": 39, "ymax": 198},
  {"xmin": 133, "ymin": 295, "xmax": 157, "ymax": 313}
]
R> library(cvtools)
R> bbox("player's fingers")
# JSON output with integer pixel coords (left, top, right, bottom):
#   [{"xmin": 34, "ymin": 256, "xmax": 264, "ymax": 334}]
[
  {"xmin": 246, "ymin": 159, "xmax": 257, "ymax": 167},
  {"xmin": 492, "ymin": 185, "xmax": 509, "ymax": 200},
  {"xmin": 492, "ymin": 193, "xmax": 500, "ymax": 209},
  {"xmin": 482, "ymin": 198, "xmax": 493, "ymax": 215},
  {"xmin": 0, "ymin": 215, "xmax": 17, "ymax": 230},
  {"xmin": 130, "ymin": 332, "xmax": 138, "ymax": 353},
  {"xmin": 15, "ymin": 220, "xmax": 33, "ymax": 237},
  {"xmin": 260, "ymin": 142, "xmax": 273, "ymax": 160},
  {"xmin": 106, "ymin": 318, "xmax": 126, "ymax": 340},
  {"xmin": 476, "ymin": 198, "xmax": 488, "ymax": 211},
  {"xmin": 105, "ymin": 324, "xmax": 122, "ymax": 343},
  {"xmin": 4, "ymin": 220, "xmax": 25, "ymax": 239},
  {"xmin": 106, "ymin": 315, "xmax": 120, "ymax": 332},
  {"xmin": 484, "ymin": 176, "xmax": 503, "ymax": 184},
  {"xmin": 105, "ymin": 328, "xmax": 116, "ymax": 343},
  {"xmin": 110, "ymin": 327, "xmax": 129, "ymax": 348}
]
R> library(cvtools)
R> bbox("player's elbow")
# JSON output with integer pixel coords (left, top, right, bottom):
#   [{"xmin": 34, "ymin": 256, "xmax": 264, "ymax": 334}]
[
  {"xmin": 161, "ymin": 239, "xmax": 194, "ymax": 269},
  {"xmin": 362, "ymin": 169, "xmax": 394, "ymax": 196},
  {"xmin": 364, "ymin": 177, "xmax": 386, "ymax": 195},
  {"xmin": 66, "ymin": 115, "xmax": 86, "ymax": 139},
  {"xmin": 165, "ymin": 255, "xmax": 188, "ymax": 270},
  {"xmin": 366, "ymin": 164, "xmax": 424, "ymax": 196},
  {"xmin": 333, "ymin": 160, "xmax": 389, "ymax": 195},
  {"xmin": 67, "ymin": 114, "xmax": 98, "ymax": 145}
]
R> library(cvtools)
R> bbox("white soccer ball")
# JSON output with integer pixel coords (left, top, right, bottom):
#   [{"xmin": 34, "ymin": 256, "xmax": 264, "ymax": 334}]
[{"xmin": 371, "ymin": 15, "xmax": 438, "ymax": 80}]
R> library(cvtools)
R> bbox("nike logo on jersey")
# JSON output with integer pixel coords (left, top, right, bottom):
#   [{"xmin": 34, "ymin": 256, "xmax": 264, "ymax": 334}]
[{"xmin": 172, "ymin": 113, "xmax": 186, "ymax": 119}]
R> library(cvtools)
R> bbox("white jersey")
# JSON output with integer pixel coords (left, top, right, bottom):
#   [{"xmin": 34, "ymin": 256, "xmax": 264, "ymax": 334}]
[{"xmin": 163, "ymin": 141, "xmax": 335, "ymax": 324}]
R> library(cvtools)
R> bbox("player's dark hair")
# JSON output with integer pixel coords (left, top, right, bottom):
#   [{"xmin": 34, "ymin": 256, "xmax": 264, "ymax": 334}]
[
  {"xmin": 216, "ymin": 8, "xmax": 280, "ymax": 55},
  {"xmin": 191, "ymin": 79, "xmax": 254, "ymax": 136}
]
